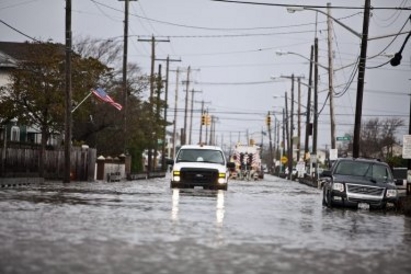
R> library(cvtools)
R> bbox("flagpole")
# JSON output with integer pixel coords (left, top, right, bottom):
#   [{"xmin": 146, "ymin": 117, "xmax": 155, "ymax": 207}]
[{"xmin": 71, "ymin": 92, "xmax": 92, "ymax": 113}]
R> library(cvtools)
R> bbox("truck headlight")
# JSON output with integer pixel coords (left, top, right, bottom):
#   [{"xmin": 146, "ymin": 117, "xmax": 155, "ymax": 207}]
[
  {"xmin": 386, "ymin": 189, "xmax": 397, "ymax": 198},
  {"xmin": 332, "ymin": 182, "xmax": 344, "ymax": 192},
  {"xmin": 218, "ymin": 173, "xmax": 227, "ymax": 184},
  {"xmin": 173, "ymin": 171, "xmax": 181, "ymax": 182}
]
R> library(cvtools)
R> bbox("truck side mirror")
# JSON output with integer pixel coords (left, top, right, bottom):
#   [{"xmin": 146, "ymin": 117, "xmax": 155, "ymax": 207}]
[{"xmin": 227, "ymin": 162, "xmax": 235, "ymax": 169}]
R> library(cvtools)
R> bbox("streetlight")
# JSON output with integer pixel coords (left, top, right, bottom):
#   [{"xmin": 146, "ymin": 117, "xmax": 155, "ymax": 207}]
[
  {"xmin": 286, "ymin": 6, "xmax": 361, "ymax": 38},
  {"xmin": 276, "ymin": 50, "xmax": 329, "ymax": 70},
  {"xmin": 287, "ymin": 1, "xmax": 371, "ymax": 158}
]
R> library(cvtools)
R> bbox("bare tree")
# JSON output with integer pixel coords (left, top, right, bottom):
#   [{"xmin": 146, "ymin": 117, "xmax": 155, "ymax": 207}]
[{"xmin": 348, "ymin": 117, "xmax": 405, "ymax": 159}]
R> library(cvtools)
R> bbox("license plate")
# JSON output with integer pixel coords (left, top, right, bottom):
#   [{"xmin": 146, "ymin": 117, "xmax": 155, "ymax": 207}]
[{"xmin": 358, "ymin": 203, "xmax": 370, "ymax": 209}]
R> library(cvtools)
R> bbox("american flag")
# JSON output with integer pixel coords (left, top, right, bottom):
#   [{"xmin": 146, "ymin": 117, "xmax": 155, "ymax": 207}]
[{"xmin": 91, "ymin": 87, "xmax": 123, "ymax": 111}]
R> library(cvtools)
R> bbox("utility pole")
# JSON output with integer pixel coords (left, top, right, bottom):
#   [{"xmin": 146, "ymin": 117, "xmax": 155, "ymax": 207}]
[
  {"xmin": 156, "ymin": 56, "xmax": 181, "ymax": 169},
  {"xmin": 353, "ymin": 0, "xmax": 371, "ymax": 158},
  {"xmin": 297, "ymin": 77, "xmax": 301, "ymax": 161},
  {"xmin": 183, "ymin": 67, "xmax": 191, "ymax": 145},
  {"xmin": 138, "ymin": 36, "xmax": 169, "ymax": 174},
  {"xmin": 153, "ymin": 64, "xmax": 162, "ymax": 170},
  {"xmin": 64, "ymin": 0, "xmax": 72, "ymax": 183},
  {"xmin": 172, "ymin": 68, "xmax": 180, "ymax": 159},
  {"xmin": 284, "ymin": 91, "xmax": 291, "ymax": 180},
  {"xmin": 209, "ymin": 116, "xmax": 217, "ymax": 145},
  {"xmin": 120, "ymin": 0, "xmax": 137, "ymax": 155},
  {"xmin": 267, "ymin": 112, "xmax": 274, "ymax": 174},
  {"xmin": 313, "ymin": 37, "xmax": 319, "ymax": 180},
  {"xmin": 282, "ymin": 108, "xmax": 286, "ymax": 174},
  {"xmin": 198, "ymin": 100, "xmax": 211, "ymax": 144},
  {"xmin": 189, "ymin": 89, "xmax": 202, "ymax": 144},
  {"xmin": 327, "ymin": 2, "xmax": 336, "ymax": 150},
  {"xmin": 304, "ymin": 45, "xmax": 314, "ymax": 162},
  {"xmin": 280, "ymin": 74, "xmax": 303, "ymax": 164},
  {"xmin": 205, "ymin": 109, "xmax": 210, "ymax": 145},
  {"xmin": 199, "ymin": 101, "xmax": 205, "ymax": 144},
  {"xmin": 290, "ymin": 75, "xmax": 295, "ymax": 179}
]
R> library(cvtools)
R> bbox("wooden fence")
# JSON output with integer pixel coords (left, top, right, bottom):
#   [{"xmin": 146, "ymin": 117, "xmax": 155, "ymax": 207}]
[{"xmin": 0, "ymin": 147, "xmax": 97, "ymax": 181}]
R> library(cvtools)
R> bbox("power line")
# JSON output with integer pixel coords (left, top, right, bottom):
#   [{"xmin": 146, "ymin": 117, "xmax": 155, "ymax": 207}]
[
  {"xmin": 134, "ymin": 29, "xmax": 322, "ymax": 39},
  {"xmin": 211, "ymin": 0, "xmax": 411, "ymax": 11},
  {"xmin": 89, "ymin": 0, "xmax": 375, "ymax": 33},
  {"xmin": 0, "ymin": 19, "xmax": 39, "ymax": 41}
]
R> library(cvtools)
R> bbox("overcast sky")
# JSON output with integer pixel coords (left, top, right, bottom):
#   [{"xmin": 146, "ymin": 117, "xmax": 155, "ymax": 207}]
[{"xmin": 1, "ymin": 0, "xmax": 410, "ymax": 153}]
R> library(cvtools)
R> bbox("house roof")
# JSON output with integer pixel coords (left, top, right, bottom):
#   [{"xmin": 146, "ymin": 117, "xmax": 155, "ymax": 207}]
[
  {"xmin": 0, "ymin": 41, "xmax": 26, "ymax": 68},
  {"xmin": 0, "ymin": 41, "xmax": 66, "ymax": 68}
]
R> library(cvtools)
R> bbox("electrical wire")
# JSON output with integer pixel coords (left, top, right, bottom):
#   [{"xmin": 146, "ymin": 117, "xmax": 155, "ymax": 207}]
[
  {"xmin": 88, "ymin": 0, "xmax": 366, "ymax": 33},
  {"xmin": 135, "ymin": 29, "xmax": 321, "ymax": 39},
  {"xmin": 0, "ymin": 19, "xmax": 39, "ymax": 41},
  {"xmin": 0, "ymin": 0, "xmax": 40, "ymax": 11},
  {"xmin": 371, "ymin": 0, "xmax": 408, "ymax": 27}
]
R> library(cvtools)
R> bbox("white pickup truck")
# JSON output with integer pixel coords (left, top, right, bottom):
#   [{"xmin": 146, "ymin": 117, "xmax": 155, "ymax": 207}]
[{"xmin": 169, "ymin": 144, "xmax": 235, "ymax": 190}]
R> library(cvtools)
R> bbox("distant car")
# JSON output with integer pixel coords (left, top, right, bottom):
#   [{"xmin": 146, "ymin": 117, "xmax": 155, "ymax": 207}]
[
  {"xmin": 322, "ymin": 158, "xmax": 399, "ymax": 210},
  {"xmin": 169, "ymin": 144, "xmax": 235, "ymax": 190},
  {"xmin": 285, "ymin": 167, "xmax": 297, "ymax": 180},
  {"xmin": 262, "ymin": 164, "xmax": 269, "ymax": 174}
]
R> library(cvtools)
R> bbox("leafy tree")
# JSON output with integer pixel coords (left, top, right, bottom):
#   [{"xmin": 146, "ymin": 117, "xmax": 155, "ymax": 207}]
[
  {"xmin": 1, "ymin": 41, "xmax": 111, "ymax": 176},
  {"xmin": 73, "ymin": 37, "xmax": 158, "ymax": 171},
  {"xmin": 1, "ymin": 42, "xmax": 66, "ymax": 175}
]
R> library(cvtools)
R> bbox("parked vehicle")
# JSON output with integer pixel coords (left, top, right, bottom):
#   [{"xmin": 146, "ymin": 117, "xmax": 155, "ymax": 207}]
[
  {"xmin": 285, "ymin": 167, "xmax": 297, "ymax": 180},
  {"xmin": 392, "ymin": 167, "xmax": 407, "ymax": 187},
  {"xmin": 322, "ymin": 158, "xmax": 398, "ymax": 210},
  {"xmin": 169, "ymin": 144, "xmax": 235, "ymax": 190},
  {"xmin": 230, "ymin": 143, "xmax": 263, "ymax": 180}
]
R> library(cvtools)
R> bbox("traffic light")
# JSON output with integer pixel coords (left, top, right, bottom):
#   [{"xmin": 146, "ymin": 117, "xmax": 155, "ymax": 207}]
[
  {"xmin": 266, "ymin": 115, "xmax": 271, "ymax": 126},
  {"xmin": 201, "ymin": 114, "xmax": 206, "ymax": 125}
]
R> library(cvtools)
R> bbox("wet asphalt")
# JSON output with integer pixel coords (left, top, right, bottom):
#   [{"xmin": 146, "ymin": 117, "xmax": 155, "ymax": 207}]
[{"xmin": 0, "ymin": 174, "xmax": 410, "ymax": 274}]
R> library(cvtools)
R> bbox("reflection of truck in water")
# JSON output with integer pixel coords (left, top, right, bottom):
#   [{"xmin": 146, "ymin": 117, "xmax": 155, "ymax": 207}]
[{"xmin": 230, "ymin": 143, "xmax": 263, "ymax": 180}]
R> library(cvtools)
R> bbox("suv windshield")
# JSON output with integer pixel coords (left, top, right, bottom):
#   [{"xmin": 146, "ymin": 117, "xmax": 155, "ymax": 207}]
[
  {"xmin": 334, "ymin": 160, "xmax": 393, "ymax": 182},
  {"xmin": 176, "ymin": 149, "xmax": 225, "ymax": 165}
]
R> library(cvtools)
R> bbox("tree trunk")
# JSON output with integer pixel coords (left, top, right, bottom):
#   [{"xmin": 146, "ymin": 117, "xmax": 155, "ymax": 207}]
[{"xmin": 39, "ymin": 126, "xmax": 48, "ymax": 177}]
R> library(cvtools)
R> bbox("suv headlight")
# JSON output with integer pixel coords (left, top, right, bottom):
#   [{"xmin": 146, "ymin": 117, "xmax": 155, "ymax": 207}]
[
  {"xmin": 386, "ymin": 189, "xmax": 397, "ymax": 198},
  {"xmin": 332, "ymin": 182, "xmax": 344, "ymax": 192}
]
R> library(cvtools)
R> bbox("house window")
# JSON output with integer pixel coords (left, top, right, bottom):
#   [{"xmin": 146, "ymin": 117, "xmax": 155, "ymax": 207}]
[
  {"xmin": 11, "ymin": 126, "xmax": 20, "ymax": 141},
  {"xmin": 27, "ymin": 132, "xmax": 36, "ymax": 143}
]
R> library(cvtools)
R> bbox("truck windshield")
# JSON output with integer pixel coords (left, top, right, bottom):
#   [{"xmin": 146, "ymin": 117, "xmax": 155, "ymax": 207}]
[{"xmin": 177, "ymin": 149, "xmax": 224, "ymax": 164}]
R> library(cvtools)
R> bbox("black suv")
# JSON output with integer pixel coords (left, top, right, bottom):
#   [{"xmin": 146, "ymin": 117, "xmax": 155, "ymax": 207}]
[{"xmin": 322, "ymin": 158, "xmax": 398, "ymax": 209}]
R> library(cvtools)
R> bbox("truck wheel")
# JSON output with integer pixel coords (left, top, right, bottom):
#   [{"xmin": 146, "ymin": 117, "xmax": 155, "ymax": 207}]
[{"xmin": 220, "ymin": 185, "xmax": 228, "ymax": 190}]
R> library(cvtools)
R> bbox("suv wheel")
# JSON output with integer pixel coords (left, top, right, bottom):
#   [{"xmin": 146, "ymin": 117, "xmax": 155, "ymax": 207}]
[{"xmin": 323, "ymin": 188, "xmax": 333, "ymax": 208}]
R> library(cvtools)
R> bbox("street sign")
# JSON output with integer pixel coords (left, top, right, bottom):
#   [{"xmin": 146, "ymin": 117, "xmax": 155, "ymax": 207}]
[
  {"xmin": 336, "ymin": 136, "xmax": 351, "ymax": 141},
  {"xmin": 281, "ymin": 156, "xmax": 288, "ymax": 164}
]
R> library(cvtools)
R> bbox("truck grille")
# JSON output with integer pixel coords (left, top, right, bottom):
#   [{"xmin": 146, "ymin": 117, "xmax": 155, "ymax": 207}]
[
  {"xmin": 346, "ymin": 184, "xmax": 384, "ymax": 196},
  {"xmin": 180, "ymin": 168, "xmax": 218, "ymax": 184}
]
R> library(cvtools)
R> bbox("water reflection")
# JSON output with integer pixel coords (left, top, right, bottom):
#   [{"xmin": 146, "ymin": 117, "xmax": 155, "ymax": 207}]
[
  {"xmin": 216, "ymin": 190, "xmax": 225, "ymax": 225},
  {"xmin": 171, "ymin": 188, "xmax": 180, "ymax": 221},
  {"xmin": 170, "ymin": 188, "xmax": 226, "ymax": 225}
]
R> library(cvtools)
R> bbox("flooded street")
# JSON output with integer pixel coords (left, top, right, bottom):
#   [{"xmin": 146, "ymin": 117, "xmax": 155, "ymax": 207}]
[{"xmin": 1, "ymin": 175, "xmax": 410, "ymax": 274}]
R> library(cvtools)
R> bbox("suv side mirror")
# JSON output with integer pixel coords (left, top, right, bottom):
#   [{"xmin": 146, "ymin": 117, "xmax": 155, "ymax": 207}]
[{"xmin": 321, "ymin": 170, "xmax": 332, "ymax": 177}]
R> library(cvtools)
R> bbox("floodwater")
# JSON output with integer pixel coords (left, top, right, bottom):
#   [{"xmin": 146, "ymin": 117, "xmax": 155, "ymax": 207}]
[{"xmin": 0, "ymin": 175, "xmax": 410, "ymax": 274}]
